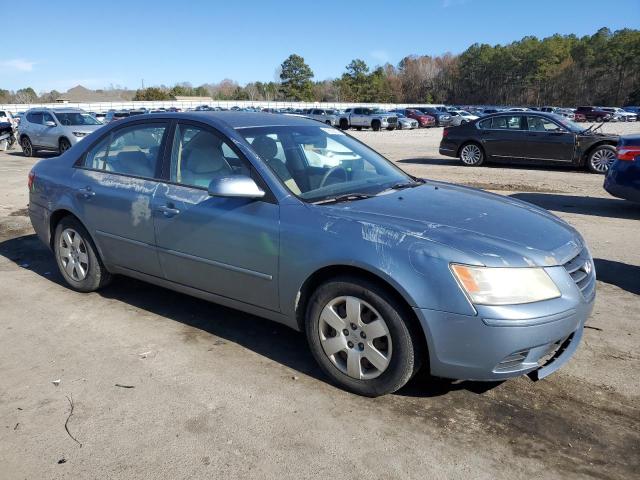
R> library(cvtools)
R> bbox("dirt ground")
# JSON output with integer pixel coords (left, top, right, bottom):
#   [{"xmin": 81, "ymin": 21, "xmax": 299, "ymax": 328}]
[{"xmin": 0, "ymin": 122, "xmax": 638, "ymax": 479}]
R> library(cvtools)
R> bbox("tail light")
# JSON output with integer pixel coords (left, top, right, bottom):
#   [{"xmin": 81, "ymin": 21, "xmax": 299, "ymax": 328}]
[
  {"xmin": 617, "ymin": 146, "xmax": 640, "ymax": 161},
  {"xmin": 442, "ymin": 128, "xmax": 449, "ymax": 138},
  {"xmin": 28, "ymin": 171, "xmax": 35, "ymax": 191}
]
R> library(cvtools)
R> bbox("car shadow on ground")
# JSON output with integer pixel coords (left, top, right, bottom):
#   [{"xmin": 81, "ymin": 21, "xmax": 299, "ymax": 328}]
[
  {"xmin": 0, "ymin": 233, "xmax": 498, "ymax": 398},
  {"xmin": 511, "ymin": 192, "xmax": 640, "ymax": 220},
  {"xmin": 5, "ymin": 150, "xmax": 57, "ymax": 158},
  {"xmin": 397, "ymin": 157, "xmax": 591, "ymax": 173},
  {"xmin": 593, "ymin": 258, "xmax": 640, "ymax": 295}
]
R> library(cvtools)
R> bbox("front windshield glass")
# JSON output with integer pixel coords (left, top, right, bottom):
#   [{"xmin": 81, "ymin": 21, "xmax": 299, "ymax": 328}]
[
  {"xmin": 549, "ymin": 114, "xmax": 583, "ymax": 133},
  {"xmin": 55, "ymin": 112, "xmax": 101, "ymax": 126},
  {"xmin": 238, "ymin": 125, "xmax": 412, "ymax": 202}
]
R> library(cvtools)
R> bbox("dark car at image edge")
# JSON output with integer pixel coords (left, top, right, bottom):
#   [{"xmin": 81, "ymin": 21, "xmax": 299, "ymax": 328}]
[
  {"xmin": 439, "ymin": 112, "xmax": 618, "ymax": 173},
  {"xmin": 604, "ymin": 135, "xmax": 640, "ymax": 202}
]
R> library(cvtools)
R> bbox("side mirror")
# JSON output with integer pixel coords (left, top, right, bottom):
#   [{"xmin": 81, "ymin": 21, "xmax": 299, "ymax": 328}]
[
  {"xmin": 44, "ymin": 121, "xmax": 56, "ymax": 127},
  {"xmin": 207, "ymin": 175, "xmax": 265, "ymax": 199}
]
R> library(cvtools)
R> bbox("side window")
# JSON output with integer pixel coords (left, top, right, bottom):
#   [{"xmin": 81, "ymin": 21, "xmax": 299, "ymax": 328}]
[
  {"xmin": 527, "ymin": 116, "xmax": 563, "ymax": 132},
  {"xmin": 43, "ymin": 113, "xmax": 56, "ymax": 124},
  {"xmin": 27, "ymin": 112, "xmax": 44, "ymax": 124},
  {"xmin": 84, "ymin": 123, "xmax": 166, "ymax": 178},
  {"xmin": 492, "ymin": 116, "xmax": 521, "ymax": 130},
  {"xmin": 353, "ymin": 108, "xmax": 362, "ymax": 115},
  {"xmin": 170, "ymin": 123, "xmax": 249, "ymax": 188},
  {"xmin": 477, "ymin": 118, "xmax": 492, "ymax": 129}
]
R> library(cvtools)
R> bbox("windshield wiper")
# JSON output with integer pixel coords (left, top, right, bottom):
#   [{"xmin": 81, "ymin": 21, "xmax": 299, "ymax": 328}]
[
  {"xmin": 313, "ymin": 193, "xmax": 375, "ymax": 205},
  {"xmin": 388, "ymin": 180, "xmax": 424, "ymax": 190}
]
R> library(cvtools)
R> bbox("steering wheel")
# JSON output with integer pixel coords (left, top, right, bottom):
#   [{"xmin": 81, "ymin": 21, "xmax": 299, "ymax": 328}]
[{"xmin": 319, "ymin": 166, "xmax": 348, "ymax": 189}]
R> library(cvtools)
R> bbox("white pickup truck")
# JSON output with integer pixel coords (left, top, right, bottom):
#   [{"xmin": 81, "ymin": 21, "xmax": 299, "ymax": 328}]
[{"xmin": 338, "ymin": 107, "xmax": 397, "ymax": 131}]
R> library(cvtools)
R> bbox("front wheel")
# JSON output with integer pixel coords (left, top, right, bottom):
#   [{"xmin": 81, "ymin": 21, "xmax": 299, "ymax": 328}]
[
  {"xmin": 371, "ymin": 121, "xmax": 381, "ymax": 132},
  {"xmin": 339, "ymin": 119, "xmax": 349, "ymax": 130},
  {"xmin": 59, "ymin": 137, "xmax": 71, "ymax": 154},
  {"xmin": 305, "ymin": 276, "xmax": 422, "ymax": 397},
  {"xmin": 587, "ymin": 145, "xmax": 616, "ymax": 174},
  {"xmin": 459, "ymin": 142, "xmax": 485, "ymax": 166},
  {"xmin": 54, "ymin": 216, "xmax": 112, "ymax": 292}
]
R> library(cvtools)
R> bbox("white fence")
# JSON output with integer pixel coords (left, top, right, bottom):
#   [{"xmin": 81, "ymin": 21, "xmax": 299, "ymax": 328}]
[{"xmin": 0, "ymin": 100, "xmax": 442, "ymax": 114}]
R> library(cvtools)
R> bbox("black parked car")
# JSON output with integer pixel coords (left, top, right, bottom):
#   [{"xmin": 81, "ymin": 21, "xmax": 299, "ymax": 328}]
[
  {"xmin": 604, "ymin": 135, "xmax": 640, "ymax": 202},
  {"xmin": 439, "ymin": 112, "xmax": 618, "ymax": 173}
]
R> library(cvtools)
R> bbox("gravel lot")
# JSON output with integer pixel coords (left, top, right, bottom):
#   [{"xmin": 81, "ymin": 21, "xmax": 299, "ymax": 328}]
[{"xmin": 0, "ymin": 122, "xmax": 638, "ymax": 479}]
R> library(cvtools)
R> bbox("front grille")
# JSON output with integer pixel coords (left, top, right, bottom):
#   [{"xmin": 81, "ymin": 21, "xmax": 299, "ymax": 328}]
[
  {"xmin": 563, "ymin": 249, "xmax": 595, "ymax": 300},
  {"xmin": 387, "ymin": 117, "xmax": 397, "ymax": 124}
]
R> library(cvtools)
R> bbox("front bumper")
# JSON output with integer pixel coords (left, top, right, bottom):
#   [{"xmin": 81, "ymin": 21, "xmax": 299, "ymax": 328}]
[{"xmin": 414, "ymin": 265, "xmax": 595, "ymax": 381}]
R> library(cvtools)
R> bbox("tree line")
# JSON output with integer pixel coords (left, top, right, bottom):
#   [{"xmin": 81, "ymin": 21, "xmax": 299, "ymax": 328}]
[{"xmin": 2, "ymin": 28, "xmax": 639, "ymax": 106}]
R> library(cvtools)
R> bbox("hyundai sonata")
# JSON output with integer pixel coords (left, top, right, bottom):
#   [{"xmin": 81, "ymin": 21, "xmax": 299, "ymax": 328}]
[{"xmin": 28, "ymin": 112, "xmax": 595, "ymax": 396}]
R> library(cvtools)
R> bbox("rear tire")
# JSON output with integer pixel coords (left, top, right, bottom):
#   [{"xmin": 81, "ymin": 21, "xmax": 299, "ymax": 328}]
[
  {"xmin": 587, "ymin": 145, "xmax": 616, "ymax": 174},
  {"xmin": 339, "ymin": 119, "xmax": 349, "ymax": 130},
  {"xmin": 305, "ymin": 276, "xmax": 422, "ymax": 397},
  {"xmin": 459, "ymin": 142, "xmax": 485, "ymax": 166},
  {"xmin": 54, "ymin": 216, "xmax": 112, "ymax": 292},
  {"xmin": 21, "ymin": 136, "xmax": 33, "ymax": 157}
]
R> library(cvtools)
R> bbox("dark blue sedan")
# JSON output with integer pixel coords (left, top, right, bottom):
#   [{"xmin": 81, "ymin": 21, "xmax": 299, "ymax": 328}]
[{"xmin": 604, "ymin": 135, "xmax": 640, "ymax": 203}]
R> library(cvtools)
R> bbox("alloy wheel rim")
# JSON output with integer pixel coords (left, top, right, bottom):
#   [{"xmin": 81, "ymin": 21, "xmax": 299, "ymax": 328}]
[
  {"xmin": 461, "ymin": 144, "xmax": 481, "ymax": 165},
  {"xmin": 58, "ymin": 228, "xmax": 89, "ymax": 281},
  {"xmin": 318, "ymin": 296, "xmax": 392, "ymax": 380},
  {"xmin": 591, "ymin": 149, "xmax": 615, "ymax": 172}
]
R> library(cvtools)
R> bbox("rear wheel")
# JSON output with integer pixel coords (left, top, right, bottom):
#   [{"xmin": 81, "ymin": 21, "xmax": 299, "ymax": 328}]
[
  {"xmin": 21, "ymin": 136, "xmax": 33, "ymax": 157},
  {"xmin": 587, "ymin": 145, "xmax": 616, "ymax": 174},
  {"xmin": 459, "ymin": 142, "xmax": 485, "ymax": 166},
  {"xmin": 305, "ymin": 276, "xmax": 422, "ymax": 397},
  {"xmin": 54, "ymin": 216, "xmax": 111, "ymax": 292},
  {"xmin": 339, "ymin": 119, "xmax": 349, "ymax": 130}
]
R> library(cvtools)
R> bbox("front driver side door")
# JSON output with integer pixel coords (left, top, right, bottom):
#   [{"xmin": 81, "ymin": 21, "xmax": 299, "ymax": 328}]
[
  {"xmin": 523, "ymin": 116, "xmax": 575, "ymax": 161},
  {"xmin": 152, "ymin": 121, "xmax": 280, "ymax": 311}
]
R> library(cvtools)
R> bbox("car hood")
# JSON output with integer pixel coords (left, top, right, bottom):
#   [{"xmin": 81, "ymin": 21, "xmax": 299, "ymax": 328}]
[
  {"xmin": 65, "ymin": 124, "xmax": 103, "ymax": 133},
  {"xmin": 319, "ymin": 182, "xmax": 583, "ymax": 268}
]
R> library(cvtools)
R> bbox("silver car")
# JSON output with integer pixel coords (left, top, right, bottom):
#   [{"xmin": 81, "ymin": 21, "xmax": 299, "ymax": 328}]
[
  {"xmin": 18, "ymin": 108, "xmax": 104, "ymax": 156},
  {"xmin": 27, "ymin": 112, "xmax": 595, "ymax": 397},
  {"xmin": 307, "ymin": 108, "xmax": 340, "ymax": 126}
]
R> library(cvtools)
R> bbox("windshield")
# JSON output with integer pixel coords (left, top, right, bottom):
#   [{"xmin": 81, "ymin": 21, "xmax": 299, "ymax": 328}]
[
  {"xmin": 238, "ymin": 125, "xmax": 412, "ymax": 203},
  {"xmin": 549, "ymin": 114, "xmax": 584, "ymax": 133},
  {"xmin": 54, "ymin": 112, "xmax": 101, "ymax": 126}
]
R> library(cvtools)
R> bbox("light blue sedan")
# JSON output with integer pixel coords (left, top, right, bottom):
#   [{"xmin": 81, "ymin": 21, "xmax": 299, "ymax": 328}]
[{"xmin": 27, "ymin": 112, "xmax": 595, "ymax": 396}]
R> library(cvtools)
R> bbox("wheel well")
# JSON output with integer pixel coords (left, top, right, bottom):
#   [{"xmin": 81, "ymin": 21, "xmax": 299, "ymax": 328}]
[
  {"xmin": 48, "ymin": 209, "xmax": 90, "ymax": 249},
  {"xmin": 58, "ymin": 136, "xmax": 70, "ymax": 146},
  {"xmin": 19, "ymin": 133, "xmax": 30, "ymax": 142},
  {"xmin": 295, "ymin": 265, "xmax": 428, "ymax": 355},
  {"xmin": 582, "ymin": 141, "xmax": 616, "ymax": 165}
]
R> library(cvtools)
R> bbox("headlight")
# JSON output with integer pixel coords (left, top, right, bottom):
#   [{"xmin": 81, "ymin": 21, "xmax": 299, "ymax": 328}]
[
  {"xmin": 72, "ymin": 131, "xmax": 87, "ymax": 137},
  {"xmin": 450, "ymin": 264, "xmax": 560, "ymax": 305}
]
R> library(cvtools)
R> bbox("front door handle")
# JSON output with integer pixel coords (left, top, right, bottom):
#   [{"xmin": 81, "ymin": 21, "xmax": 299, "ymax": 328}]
[
  {"xmin": 157, "ymin": 205, "xmax": 180, "ymax": 217},
  {"xmin": 77, "ymin": 187, "xmax": 95, "ymax": 199}
]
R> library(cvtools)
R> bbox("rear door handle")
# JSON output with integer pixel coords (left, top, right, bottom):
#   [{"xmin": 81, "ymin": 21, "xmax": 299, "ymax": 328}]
[
  {"xmin": 77, "ymin": 187, "xmax": 95, "ymax": 199},
  {"xmin": 156, "ymin": 205, "xmax": 180, "ymax": 217}
]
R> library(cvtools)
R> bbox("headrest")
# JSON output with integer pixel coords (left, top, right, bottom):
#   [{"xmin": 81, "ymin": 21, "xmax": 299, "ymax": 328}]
[{"xmin": 252, "ymin": 135, "xmax": 278, "ymax": 160}]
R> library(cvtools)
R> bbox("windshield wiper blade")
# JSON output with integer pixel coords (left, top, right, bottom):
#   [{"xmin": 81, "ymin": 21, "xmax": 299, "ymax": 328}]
[
  {"xmin": 389, "ymin": 180, "xmax": 424, "ymax": 190},
  {"xmin": 313, "ymin": 193, "xmax": 375, "ymax": 205}
]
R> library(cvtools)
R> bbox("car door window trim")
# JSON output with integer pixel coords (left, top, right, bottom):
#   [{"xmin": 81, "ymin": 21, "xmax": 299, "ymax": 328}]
[{"xmin": 74, "ymin": 119, "xmax": 170, "ymax": 181}]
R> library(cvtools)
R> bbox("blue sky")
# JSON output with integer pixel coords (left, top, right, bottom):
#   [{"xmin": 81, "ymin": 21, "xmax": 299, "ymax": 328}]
[{"xmin": 2, "ymin": 0, "xmax": 638, "ymax": 93}]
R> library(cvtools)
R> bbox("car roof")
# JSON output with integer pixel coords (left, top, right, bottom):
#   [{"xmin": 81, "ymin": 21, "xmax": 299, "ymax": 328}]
[{"xmin": 26, "ymin": 107, "xmax": 86, "ymax": 113}]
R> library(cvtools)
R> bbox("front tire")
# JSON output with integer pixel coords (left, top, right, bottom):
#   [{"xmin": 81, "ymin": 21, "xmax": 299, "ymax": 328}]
[
  {"xmin": 371, "ymin": 120, "xmax": 381, "ymax": 132},
  {"xmin": 339, "ymin": 119, "xmax": 349, "ymax": 130},
  {"xmin": 459, "ymin": 142, "xmax": 485, "ymax": 166},
  {"xmin": 54, "ymin": 216, "xmax": 112, "ymax": 292},
  {"xmin": 587, "ymin": 145, "xmax": 616, "ymax": 174},
  {"xmin": 59, "ymin": 137, "xmax": 71, "ymax": 154},
  {"xmin": 305, "ymin": 276, "xmax": 422, "ymax": 397}
]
